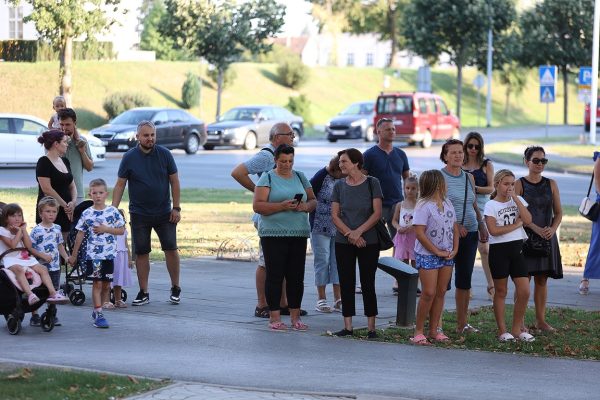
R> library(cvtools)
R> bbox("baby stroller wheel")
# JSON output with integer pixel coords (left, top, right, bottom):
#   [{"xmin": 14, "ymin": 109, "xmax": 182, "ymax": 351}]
[
  {"xmin": 40, "ymin": 312, "xmax": 54, "ymax": 332},
  {"xmin": 110, "ymin": 289, "xmax": 127, "ymax": 303},
  {"xmin": 70, "ymin": 289, "xmax": 86, "ymax": 306},
  {"xmin": 61, "ymin": 282, "xmax": 75, "ymax": 294},
  {"xmin": 7, "ymin": 315, "xmax": 21, "ymax": 335}
]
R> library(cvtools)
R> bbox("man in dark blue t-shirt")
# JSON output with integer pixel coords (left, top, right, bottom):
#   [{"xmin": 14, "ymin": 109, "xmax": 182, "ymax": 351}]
[
  {"xmin": 363, "ymin": 118, "xmax": 410, "ymax": 239},
  {"xmin": 112, "ymin": 121, "xmax": 182, "ymax": 306}
]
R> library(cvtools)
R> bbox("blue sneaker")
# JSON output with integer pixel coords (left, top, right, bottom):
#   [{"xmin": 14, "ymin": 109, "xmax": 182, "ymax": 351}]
[{"xmin": 93, "ymin": 312, "xmax": 109, "ymax": 328}]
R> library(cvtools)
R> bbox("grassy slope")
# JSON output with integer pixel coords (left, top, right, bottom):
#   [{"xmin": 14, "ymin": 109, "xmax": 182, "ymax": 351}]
[{"xmin": 0, "ymin": 61, "xmax": 585, "ymax": 131}]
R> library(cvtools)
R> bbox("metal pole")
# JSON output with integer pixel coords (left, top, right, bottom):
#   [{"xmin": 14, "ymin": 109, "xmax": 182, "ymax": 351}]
[
  {"xmin": 486, "ymin": 27, "xmax": 493, "ymax": 127},
  {"xmin": 477, "ymin": 89, "xmax": 481, "ymax": 127},
  {"xmin": 590, "ymin": 0, "xmax": 599, "ymax": 144},
  {"xmin": 546, "ymin": 102, "xmax": 549, "ymax": 138}
]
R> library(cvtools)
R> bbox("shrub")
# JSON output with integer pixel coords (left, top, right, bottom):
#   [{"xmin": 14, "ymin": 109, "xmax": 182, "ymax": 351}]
[
  {"xmin": 103, "ymin": 92, "xmax": 151, "ymax": 119},
  {"xmin": 277, "ymin": 56, "xmax": 309, "ymax": 89},
  {"xmin": 207, "ymin": 67, "xmax": 237, "ymax": 89},
  {"xmin": 0, "ymin": 40, "xmax": 113, "ymax": 62},
  {"xmin": 181, "ymin": 72, "xmax": 201, "ymax": 109},
  {"xmin": 286, "ymin": 94, "xmax": 312, "ymax": 126}
]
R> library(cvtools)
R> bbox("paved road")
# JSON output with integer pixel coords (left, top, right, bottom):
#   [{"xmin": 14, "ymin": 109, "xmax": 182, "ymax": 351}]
[
  {"xmin": 1, "ymin": 257, "xmax": 597, "ymax": 399},
  {"xmin": 0, "ymin": 125, "xmax": 591, "ymax": 206}
]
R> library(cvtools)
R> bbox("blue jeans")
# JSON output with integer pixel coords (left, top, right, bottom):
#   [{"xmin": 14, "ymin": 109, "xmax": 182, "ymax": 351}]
[{"xmin": 310, "ymin": 233, "xmax": 339, "ymax": 287}]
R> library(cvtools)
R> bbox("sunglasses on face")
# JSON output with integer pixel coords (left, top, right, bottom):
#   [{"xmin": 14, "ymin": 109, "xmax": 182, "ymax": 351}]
[
  {"xmin": 276, "ymin": 131, "xmax": 295, "ymax": 137},
  {"xmin": 467, "ymin": 143, "xmax": 480, "ymax": 150},
  {"xmin": 530, "ymin": 158, "xmax": 548, "ymax": 165}
]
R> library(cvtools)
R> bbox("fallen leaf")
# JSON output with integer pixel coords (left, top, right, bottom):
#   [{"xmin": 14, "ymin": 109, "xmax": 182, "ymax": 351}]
[
  {"xmin": 6, "ymin": 368, "xmax": 33, "ymax": 380},
  {"xmin": 69, "ymin": 384, "xmax": 79, "ymax": 392},
  {"xmin": 127, "ymin": 375, "xmax": 139, "ymax": 384}
]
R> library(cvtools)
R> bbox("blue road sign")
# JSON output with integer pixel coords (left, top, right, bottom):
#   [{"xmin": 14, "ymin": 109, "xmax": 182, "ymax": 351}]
[
  {"xmin": 540, "ymin": 86, "xmax": 555, "ymax": 103},
  {"xmin": 579, "ymin": 67, "xmax": 592, "ymax": 86},
  {"xmin": 539, "ymin": 66, "xmax": 557, "ymax": 86}
]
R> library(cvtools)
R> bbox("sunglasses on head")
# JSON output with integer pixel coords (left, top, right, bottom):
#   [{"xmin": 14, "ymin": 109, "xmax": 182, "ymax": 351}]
[
  {"xmin": 467, "ymin": 143, "xmax": 480, "ymax": 150},
  {"xmin": 530, "ymin": 158, "xmax": 548, "ymax": 165}
]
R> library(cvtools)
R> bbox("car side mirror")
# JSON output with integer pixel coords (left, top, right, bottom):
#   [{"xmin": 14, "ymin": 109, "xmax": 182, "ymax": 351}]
[{"xmin": 154, "ymin": 120, "xmax": 163, "ymax": 126}]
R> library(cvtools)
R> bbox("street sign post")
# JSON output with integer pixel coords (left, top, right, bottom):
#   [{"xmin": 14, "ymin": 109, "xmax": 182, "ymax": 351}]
[
  {"xmin": 539, "ymin": 65, "xmax": 557, "ymax": 137},
  {"xmin": 578, "ymin": 66, "xmax": 592, "ymax": 103}
]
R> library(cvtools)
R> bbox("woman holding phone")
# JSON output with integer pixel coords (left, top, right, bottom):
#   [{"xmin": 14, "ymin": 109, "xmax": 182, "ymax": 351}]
[{"xmin": 253, "ymin": 144, "xmax": 317, "ymax": 332}]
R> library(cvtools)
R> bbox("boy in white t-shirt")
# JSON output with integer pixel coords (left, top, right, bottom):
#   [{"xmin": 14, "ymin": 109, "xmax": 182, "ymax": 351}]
[
  {"xmin": 68, "ymin": 179, "xmax": 124, "ymax": 329},
  {"xmin": 484, "ymin": 169, "xmax": 534, "ymax": 343}
]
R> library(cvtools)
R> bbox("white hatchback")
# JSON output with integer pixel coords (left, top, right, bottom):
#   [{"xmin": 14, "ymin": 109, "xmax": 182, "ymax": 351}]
[{"xmin": 0, "ymin": 113, "xmax": 106, "ymax": 165}]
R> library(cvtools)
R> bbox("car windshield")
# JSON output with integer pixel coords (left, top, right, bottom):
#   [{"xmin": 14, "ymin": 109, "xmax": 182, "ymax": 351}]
[
  {"xmin": 376, "ymin": 96, "xmax": 412, "ymax": 114},
  {"xmin": 112, "ymin": 110, "xmax": 156, "ymax": 125},
  {"xmin": 341, "ymin": 103, "xmax": 373, "ymax": 115},
  {"xmin": 220, "ymin": 108, "xmax": 260, "ymax": 121}
]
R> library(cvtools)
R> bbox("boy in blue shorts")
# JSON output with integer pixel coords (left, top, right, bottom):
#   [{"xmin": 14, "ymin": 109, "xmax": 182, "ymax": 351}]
[{"xmin": 68, "ymin": 179, "xmax": 124, "ymax": 328}]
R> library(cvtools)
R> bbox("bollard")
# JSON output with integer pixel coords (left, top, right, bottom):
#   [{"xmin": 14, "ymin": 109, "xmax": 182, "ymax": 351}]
[{"xmin": 377, "ymin": 257, "xmax": 419, "ymax": 327}]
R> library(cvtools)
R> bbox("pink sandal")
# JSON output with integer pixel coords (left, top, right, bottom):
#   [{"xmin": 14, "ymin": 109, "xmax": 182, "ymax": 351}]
[
  {"xmin": 410, "ymin": 334, "xmax": 432, "ymax": 346},
  {"xmin": 291, "ymin": 320, "xmax": 308, "ymax": 331},
  {"xmin": 429, "ymin": 332, "xmax": 450, "ymax": 343},
  {"xmin": 268, "ymin": 321, "xmax": 288, "ymax": 332}
]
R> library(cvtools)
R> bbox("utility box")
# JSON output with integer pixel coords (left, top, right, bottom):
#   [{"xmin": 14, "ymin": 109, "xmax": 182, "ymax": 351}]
[{"xmin": 377, "ymin": 257, "xmax": 419, "ymax": 327}]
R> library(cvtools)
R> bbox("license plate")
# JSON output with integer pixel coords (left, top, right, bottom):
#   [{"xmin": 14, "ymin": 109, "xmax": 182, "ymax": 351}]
[
  {"xmin": 331, "ymin": 130, "xmax": 347, "ymax": 135},
  {"xmin": 101, "ymin": 140, "xmax": 108, "ymax": 146},
  {"xmin": 393, "ymin": 120, "xmax": 403, "ymax": 125},
  {"xmin": 117, "ymin": 144, "xmax": 129, "ymax": 150}
]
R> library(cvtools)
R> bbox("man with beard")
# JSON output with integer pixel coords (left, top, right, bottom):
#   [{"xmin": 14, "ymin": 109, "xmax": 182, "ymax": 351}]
[
  {"xmin": 58, "ymin": 108, "xmax": 94, "ymax": 204},
  {"xmin": 112, "ymin": 121, "xmax": 182, "ymax": 306}
]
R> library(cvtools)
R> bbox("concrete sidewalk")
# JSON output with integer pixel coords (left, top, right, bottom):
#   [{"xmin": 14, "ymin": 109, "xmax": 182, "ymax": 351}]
[{"xmin": 1, "ymin": 255, "xmax": 598, "ymax": 400}]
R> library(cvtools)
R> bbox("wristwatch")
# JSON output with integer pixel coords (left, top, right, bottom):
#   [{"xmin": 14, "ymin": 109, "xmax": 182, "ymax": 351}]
[{"xmin": 172, "ymin": 207, "xmax": 181, "ymax": 212}]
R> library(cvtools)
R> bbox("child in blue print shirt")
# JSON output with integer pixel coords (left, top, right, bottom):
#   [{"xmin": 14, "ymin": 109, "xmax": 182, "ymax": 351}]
[{"xmin": 68, "ymin": 179, "xmax": 124, "ymax": 329}]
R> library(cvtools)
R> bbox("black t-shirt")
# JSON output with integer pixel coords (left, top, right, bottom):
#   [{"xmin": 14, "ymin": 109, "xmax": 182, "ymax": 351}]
[{"xmin": 35, "ymin": 156, "xmax": 74, "ymax": 231}]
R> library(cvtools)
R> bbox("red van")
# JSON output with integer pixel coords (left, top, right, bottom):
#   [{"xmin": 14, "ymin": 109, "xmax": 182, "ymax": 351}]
[
  {"xmin": 374, "ymin": 92, "xmax": 460, "ymax": 148},
  {"xmin": 584, "ymin": 98, "xmax": 600, "ymax": 132}
]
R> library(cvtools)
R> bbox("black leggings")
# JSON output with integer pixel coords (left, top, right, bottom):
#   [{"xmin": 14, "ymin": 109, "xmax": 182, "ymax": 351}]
[
  {"xmin": 335, "ymin": 243, "xmax": 380, "ymax": 318},
  {"xmin": 261, "ymin": 236, "xmax": 307, "ymax": 311}
]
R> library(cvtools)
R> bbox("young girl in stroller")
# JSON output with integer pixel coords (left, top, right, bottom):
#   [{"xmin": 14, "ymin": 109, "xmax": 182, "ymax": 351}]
[{"xmin": 0, "ymin": 203, "xmax": 69, "ymax": 305}]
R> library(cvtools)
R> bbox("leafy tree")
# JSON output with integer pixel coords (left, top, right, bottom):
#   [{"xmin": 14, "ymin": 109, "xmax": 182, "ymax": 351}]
[
  {"xmin": 140, "ymin": 0, "xmax": 191, "ymax": 60},
  {"xmin": 518, "ymin": 0, "xmax": 593, "ymax": 124},
  {"xmin": 161, "ymin": 0, "xmax": 285, "ymax": 118},
  {"xmin": 12, "ymin": 0, "xmax": 122, "ymax": 106},
  {"xmin": 402, "ymin": 0, "xmax": 515, "ymax": 118},
  {"xmin": 345, "ymin": 0, "xmax": 408, "ymax": 67}
]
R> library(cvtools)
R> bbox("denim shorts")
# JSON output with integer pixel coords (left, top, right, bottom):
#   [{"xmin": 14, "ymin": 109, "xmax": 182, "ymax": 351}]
[
  {"xmin": 130, "ymin": 212, "xmax": 178, "ymax": 255},
  {"xmin": 85, "ymin": 259, "xmax": 114, "ymax": 282},
  {"xmin": 415, "ymin": 253, "xmax": 454, "ymax": 270}
]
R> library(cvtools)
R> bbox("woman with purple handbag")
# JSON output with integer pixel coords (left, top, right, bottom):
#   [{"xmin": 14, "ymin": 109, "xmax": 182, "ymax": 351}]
[{"xmin": 579, "ymin": 151, "xmax": 600, "ymax": 295}]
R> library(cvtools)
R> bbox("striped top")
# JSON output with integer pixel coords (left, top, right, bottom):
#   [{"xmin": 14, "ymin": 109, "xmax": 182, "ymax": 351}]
[{"xmin": 441, "ymin": 168, "xmax": 478, "ymax": 232}]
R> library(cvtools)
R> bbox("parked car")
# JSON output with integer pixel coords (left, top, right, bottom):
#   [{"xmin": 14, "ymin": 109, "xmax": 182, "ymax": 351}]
[
  {"xmin": 204, "ymin": 105, "xmax": 304, "ymax": 150},
  {"xmin": 0, "ymin": 113, "xmax": 105, "ymax": 165},
  {"xmin": 584, "ymin": 98, "xmax": 600, "ymax": 132},
  {"xmin": 90, "ymin": 108, "xmax": 206, "ymax": 154},
  {"xmin": 326, "ymin": 101, "xmax": 375, "ymax": 142},
  {"xmin": 374, "ymin": 92, "xmax": 460, "ymax": 148}
]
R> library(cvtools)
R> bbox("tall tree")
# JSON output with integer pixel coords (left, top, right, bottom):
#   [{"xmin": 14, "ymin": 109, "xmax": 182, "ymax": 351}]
[
  {"xmin": 518, "ymin": 0, "xmax": 593, "ymax": 125},
  {"xmin": 402, "ymin": 0, "xmax": 514, "ymax": 118},
  {"xmin": 12, "ymin": 0, "xmax": 122, "ymax": 106},
  {"xmin": 140, "ymin": 0, "xmax": 190, "ymax": 60},
  {"xmin": 161, "ymin": 0, "xmax": 285, "ymax": 117}
]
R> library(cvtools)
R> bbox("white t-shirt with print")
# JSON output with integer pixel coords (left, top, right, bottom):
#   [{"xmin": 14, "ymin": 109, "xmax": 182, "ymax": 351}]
[
  {"xmin": 30, "ymin": 223, "xmax": 63, "ymax": 272},
  {"xmin": 75, "ymin": 206, "xmax": 125, "ymax": 260},
  {"xmin": 484, "ymin": 196, "xmax": 529, "ymax": 245}
]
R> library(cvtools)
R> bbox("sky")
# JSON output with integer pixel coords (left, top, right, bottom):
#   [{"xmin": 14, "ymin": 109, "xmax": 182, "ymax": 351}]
[{"xmin": 278, "ymin": 0, "xmax": 316, "ymax": 37}]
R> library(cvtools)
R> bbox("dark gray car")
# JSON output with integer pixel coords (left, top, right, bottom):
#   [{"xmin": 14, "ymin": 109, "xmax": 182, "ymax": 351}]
[
  {"xmin": 91, "ymin": 108, "xmax": 206, "ymax": 154},
  {"xmin": 326, "ymin": 101, "xmax": 375, "ymax": 142},
  {"xmin": 204, "ymin": 105, "xmax": 304, "ymax": 150}
]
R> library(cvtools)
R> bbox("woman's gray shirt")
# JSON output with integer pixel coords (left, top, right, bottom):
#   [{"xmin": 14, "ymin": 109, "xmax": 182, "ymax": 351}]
[{"xmin": 331, "ymin": 176, "xmax": 383, "ymax": 245}]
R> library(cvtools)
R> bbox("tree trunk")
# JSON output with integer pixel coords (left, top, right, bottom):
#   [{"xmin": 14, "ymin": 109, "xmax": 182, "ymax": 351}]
[
  {"xmin": 456, "ymin": 62, "xmax": 463, "ymax": 119},
  {"xmin": 59, "ymin": 33, "xmax": 73, "ymax": 107},
  {"xmin": 216, "ymin": 67, "xmax": 224, "ymax": 119},
  {"xmin": 387, "ymin": 1, "xmax": 398, "ymax": 68},
  {"xmin": 562, "ymin": 65, "xmax": 568, "ymax": 125}
]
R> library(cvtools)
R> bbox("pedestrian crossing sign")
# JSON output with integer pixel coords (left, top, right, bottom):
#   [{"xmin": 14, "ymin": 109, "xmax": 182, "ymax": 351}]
[
  {"xmin": 540, "ymin": 86, "xmax": 555, "ymax": 103},
  {"xmin": 539, "ymin": 65, "xmax": 557, "ymax": 104}
]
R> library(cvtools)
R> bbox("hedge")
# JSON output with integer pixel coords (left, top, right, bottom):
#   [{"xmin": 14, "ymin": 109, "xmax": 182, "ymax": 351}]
[{"xmin": 0, "ymin": 40, "xmax": 114, "ymax": 62}]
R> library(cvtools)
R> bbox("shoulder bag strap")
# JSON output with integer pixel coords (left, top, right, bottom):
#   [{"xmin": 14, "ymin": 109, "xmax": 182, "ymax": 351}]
[
  {"xmin": 460, "ymin": 172, "xmax": 468, "ymax": 225},
  {"xmin": 367, "ymin": 176, "xmax": 374, "ymax": 212},
  {"xmin": 586, "ymin": 172, "xmax": 595, "ymax": 197}
]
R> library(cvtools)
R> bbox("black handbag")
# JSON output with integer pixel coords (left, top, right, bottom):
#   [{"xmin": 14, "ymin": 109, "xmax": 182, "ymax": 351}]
[
  {"xmin": 523, "ymin": 227, "xmax": 551, "ymax": 257},
  {"xmin": 367, "ymin": 177, "xmax": 394, "ymax": 250},
  {"xmin": 579, "ymin": 172, "xmax": 599, "ymax": 222}
]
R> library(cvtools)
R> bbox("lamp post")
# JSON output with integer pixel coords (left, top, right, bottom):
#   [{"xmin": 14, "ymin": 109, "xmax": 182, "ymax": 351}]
[{"xmin": 590, "ymin": 0, "xmax": 599, "ymax": 144}]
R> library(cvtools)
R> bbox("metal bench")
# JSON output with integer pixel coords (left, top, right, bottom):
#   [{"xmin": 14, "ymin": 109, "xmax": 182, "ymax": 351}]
[{"xmin": 377, "ymin": 257, "xmax": 419, "ymax": 327}]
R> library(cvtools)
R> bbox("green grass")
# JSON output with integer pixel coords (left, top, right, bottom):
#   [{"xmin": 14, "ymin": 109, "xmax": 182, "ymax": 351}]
[
  {"xmin": 0, "ymin": 367, "xmax": 168, "ymax": 400},
  {"xmin": 1, "ymin": 188, "xmax": 592, "ymax": 266},
  {"xmin": 0, "ymin": 61, "xmax": 588, "ymax": 131},
  {"xmin": 352, "ymin": 306, "xmax": 600, "ymax": 360}
]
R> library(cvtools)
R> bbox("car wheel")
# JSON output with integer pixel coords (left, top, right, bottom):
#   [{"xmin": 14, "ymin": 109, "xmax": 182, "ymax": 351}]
[
  {"xmin": 184, "ymin": 133, "xmax": 200, "ymax": 154},
  {"xmin": 242, "ymin": 132, "xmax": 257, "ymax": 150},
  {"xmin": 328, "ymin": 138, "xmax": 338, "ymax": 143},
  {"xmin": 451, "ymin": 127, "xmax": 460, "ymax": 140},
  {"xmin": 203, "ymin": 144, "xmax": 215, "ymax": 150},
  {"xmin": 585, "ymin": 123, "xmax": 590, "ymax": 132},
  {"xmin": 421, "ymin": 131, "xmax": 432, "ymax": 148},
  {"xmin": 292, "ymin": 128, "xmax": 301, "ymax": 146},
  {"xmin": 364, "ymin": 126, "xmax": 375, "ymax": 142}
]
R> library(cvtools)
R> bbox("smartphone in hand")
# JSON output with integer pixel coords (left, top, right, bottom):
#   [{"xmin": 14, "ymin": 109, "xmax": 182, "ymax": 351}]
[{"xmin": 293, "ymin": 193, "xmax": 303, "ymax": 204}]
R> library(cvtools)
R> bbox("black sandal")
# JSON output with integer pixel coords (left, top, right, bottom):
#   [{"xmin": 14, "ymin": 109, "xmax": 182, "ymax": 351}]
[{"xmin": 254, "ymin": 306, "xmax": 270, "ymax": 318}]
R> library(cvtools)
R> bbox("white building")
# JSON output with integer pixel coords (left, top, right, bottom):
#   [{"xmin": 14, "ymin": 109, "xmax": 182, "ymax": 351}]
[
  {"xmin": 274, "ymin": 33, "xmax": 425, "ymax": 68},
  {"xmin": 0, "ymin": 0, "xmax": 154, "ymax": 61}
]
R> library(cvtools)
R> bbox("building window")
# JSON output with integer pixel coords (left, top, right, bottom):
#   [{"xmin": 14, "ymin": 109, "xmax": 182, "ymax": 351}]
[
  {"xmin": 347, "ymin": 53, "xmax": 354, "ymax": 66},
  {"xmin": 366, "ymin": 53, "xmax": 373, "ymax": 66},
  {"xmin": 8, "ymin": 6, "xmax": 24, "ymax": 39}
]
